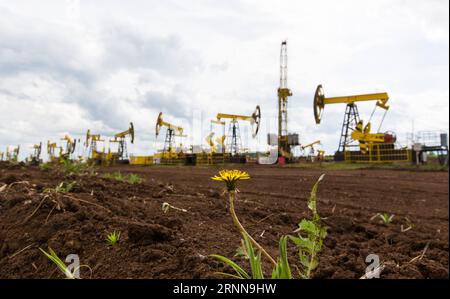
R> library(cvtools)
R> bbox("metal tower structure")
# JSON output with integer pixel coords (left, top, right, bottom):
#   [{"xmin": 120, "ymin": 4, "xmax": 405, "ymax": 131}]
[
  {"xmin": 278, "ymin": 41, "xmax": 293, "ymax": 157},
  {"xmin": 337, "ymin": 103, "xmax": 360, "ymax": 152},
  {"xmin": 226, "ymin": 120, "xmax": 242, "ymax": 156},
  {"xmin": 163, "ymin": 128, "xmax": 175, "ymax": 154}
]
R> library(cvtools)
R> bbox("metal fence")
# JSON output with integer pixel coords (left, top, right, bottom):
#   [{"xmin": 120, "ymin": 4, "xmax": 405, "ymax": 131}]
[{"xmin": 344, "ymin": 143, "xmax": 412, "ymax": 163}]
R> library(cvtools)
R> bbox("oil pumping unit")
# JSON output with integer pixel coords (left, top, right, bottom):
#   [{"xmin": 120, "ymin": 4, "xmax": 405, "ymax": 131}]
[
  {"xmin": 85, "ymin": 129, "xmax": 105, "ymax": 164},
  {"xmin": 155, "ymin": 112, "xmax": 186, "ymax": 159},
  {"xmin": 6, "ymin": 145, "xmax": 20, "ymax": 162},
  {"xmin": 208, "ymin": 119, "xmax": 226, "ymax": 154},
  {"xmin": 301, "ymin": 140, "xmax": 322, "ymax": 162},
  {"xmin": 216, "ymin": 105, "xmax": 261, "ymax": 156},
  {"xmin": 313, "ymin": 84, "xmax": 395, "ymax": 160},
  {"xmin": 205, "ymin": 132, "xmax": 217, "ymax": 154},
  {"xmin": 60, "ymin": 135, "xmax": 76, "ymax": 160},
  {"xmin": 47, "ymin": 140, "xmax": 60, "ymax": 162},
  {"xmin": 301, "ymin": 140, "xmax": 321, "ymax": 154},
  {"xmin": 30, "ymin": 142, "xmax": 42, "ymax": 164},
  {"xmin": 109, "ymin": 122, "xmax": 135, "ymax": 163}
]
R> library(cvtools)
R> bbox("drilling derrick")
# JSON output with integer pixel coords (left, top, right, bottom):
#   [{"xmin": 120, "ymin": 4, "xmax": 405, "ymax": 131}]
[{"xmin": 278, "ymin": 41, "xmax": 293, "ymax": 158}]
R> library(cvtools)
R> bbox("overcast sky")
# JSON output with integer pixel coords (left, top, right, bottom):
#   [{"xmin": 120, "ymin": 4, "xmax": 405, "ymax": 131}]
[{"xmin": 0, "ymin": 0, "xmax": 448, "ymax": 160}]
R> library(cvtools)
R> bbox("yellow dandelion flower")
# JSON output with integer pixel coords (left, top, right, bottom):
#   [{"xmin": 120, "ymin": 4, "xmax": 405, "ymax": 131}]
[{"xmin": 211, "ymin": 169, "xmax": 250, "ymax": 192}]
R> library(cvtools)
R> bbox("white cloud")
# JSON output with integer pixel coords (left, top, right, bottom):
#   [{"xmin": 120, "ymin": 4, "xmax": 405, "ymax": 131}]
[{"xmin": 0, "ymin": 0, "xmax": 448, "ymax": 160}]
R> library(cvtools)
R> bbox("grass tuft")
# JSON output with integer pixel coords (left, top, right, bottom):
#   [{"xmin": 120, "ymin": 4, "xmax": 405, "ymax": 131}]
[
  {"xmin": 102, "ymin": 172, "xmax": 143, "ymax": 184},
  {"xmin": 106, "ymin": 231, "xmax": 121, "ymax": 246}
]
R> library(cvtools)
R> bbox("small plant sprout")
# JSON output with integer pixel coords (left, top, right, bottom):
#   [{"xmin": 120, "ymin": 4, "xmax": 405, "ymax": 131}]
[
  {"xmin": 162, "ymin": 202, "xmax": 187, "ymax": 214},
  {"xmin": 40, "ymin": 247, "xmax": 74, "ymax": 278},
  {"xmin": 39, "ymin": 247, "xmax": 89, "ymax": 279},
  {"xmin": 127, "ymin": 174, "xmax": 143, "ymax": 184},
  {"xmin": 103, "ymin": 172, "xmax": 143, "ymax": 184},
  {"xmin": 371, "ymin": 213, "xmax": 395, "ymax": 225},
  {"xmin": 106, "ymin": 231, "xmax": 121, "ymax": 246},
  {"xmin": 289, "ymin": 174, "xmax": 327, "ymax": 278},
  {"xmin": 102, "ymin": 172, "xmax": 124, "ymax": 181},
  {"xmin": 43, "ymin": 181, "xmax": 76, "ymax": 194},
  {"xmin": 60, "ymin": 159, "xmax": 95, "ymax": 176},
  {"xmin": 39, "ymin": 162, "xmax": 52, "ymax": 171}
]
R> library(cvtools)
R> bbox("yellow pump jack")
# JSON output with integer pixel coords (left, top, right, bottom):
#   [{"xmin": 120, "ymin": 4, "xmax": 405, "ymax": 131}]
[
  {"xmin": 313, "ymin": 84, "xmax": 396, "ymax": 155},
  {"xmin": 155, "ymin": 112, "xmax": 186, "ymax": 160}
]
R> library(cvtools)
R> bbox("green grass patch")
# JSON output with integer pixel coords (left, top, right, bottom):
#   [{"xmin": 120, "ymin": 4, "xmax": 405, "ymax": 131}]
[{"xmin": 102, "ymin": 172, "xmax": 143, "ymax": 184}]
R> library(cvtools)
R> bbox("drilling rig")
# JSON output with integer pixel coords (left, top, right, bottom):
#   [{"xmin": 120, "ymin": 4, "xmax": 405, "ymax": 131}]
[
  {"xmin": 277, "ymin": 41, "xmax": 299, "ymax": 160},
  {"xmin": 216, "ymin": 105, "xmax": 261, "ymax": 157},
  {"xmin": 109, "ymin": 122, "xmax": 134, "ymax": 164},
  {"xmin": 155, "ymin": 112, "xmax": 186, "ymax": 160},
  {"xmin": 313, "ymin": 84, "xmax": 398, "ymax": 161}
]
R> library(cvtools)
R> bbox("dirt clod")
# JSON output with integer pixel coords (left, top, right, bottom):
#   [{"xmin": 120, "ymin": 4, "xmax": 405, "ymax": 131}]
[{"xmin": 128, "ymin": 223, "xmax": 174, "ymax": 245}]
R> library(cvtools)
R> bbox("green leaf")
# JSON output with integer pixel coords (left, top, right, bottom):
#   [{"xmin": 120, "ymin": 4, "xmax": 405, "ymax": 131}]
[
  {"xmin": 308, "ymin": 174, "xmax": 325, "ymax": 215},
  {"xmin": 39, "ymin": 247, "xmax": 75, "ymax": 279},
  {"xmin": 290, "ymin": 235, "xmax": 314, "ymax": 251},
  {"xmin": 210, "ymin": 254, "xmax": 250, "ymax": 279},
  {"xmin": 243, "ymin": 234, "xmax": 264, "ymax": 279},
  {"xmin": 299, "ymin": 253, "xmax": 310, "ymax": 269},
  {"xmin": 296, "ymin": 219, "xmax": 319, "ymax": 236},
  {"xmin": 276, "ymin": 235, "xmax": 292, "ymax": 279},
  {"xmin": 254, "ymin": 251, "xmax": 264, "ymax": 279},
  {"xmin": 234, "ymin": 239, "xmax": 249, "ymax": 259}
]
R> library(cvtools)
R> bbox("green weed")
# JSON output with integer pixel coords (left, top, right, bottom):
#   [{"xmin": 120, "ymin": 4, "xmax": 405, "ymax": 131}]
[
  {"xmin": 60, "ymin": 160, "xmax": 94, "ymax": 176},
  {"xmin": 102, "ymin": 172, "xmax": 143, "ymax": 184},
  {"xmin": 210, "ymin": 170, "xmax": 327, "ymax": 279},
  {"xmin": 39, "ymin": 247, "xmax": 77, "ymax": 279},
  {"xmin": 289, "ymin": 174, "xmax": 327, "ymax": 278},
  {"xmin": 127, "ymin": 174, "xmax": 143, "ymax": 184},
  {"xmin": 372, "ymin": 213, "xmax": 394, "ymax": 225},
  {"xmin": 43, "ymin": 181, "xmax": 76, "ymax": 194},
  {"xmin": 39, "ymin": 162, "xmax": 52, "ymax": 171},
  {"xmin": 105, "ymin": 231, "xmax": 121, "ymax": 246}
]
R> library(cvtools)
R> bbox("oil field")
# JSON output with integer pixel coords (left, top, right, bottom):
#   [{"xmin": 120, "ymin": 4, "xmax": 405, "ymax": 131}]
[{"xmin": 0, "ymin": 0, "xmax": 449, "ymax": 282}]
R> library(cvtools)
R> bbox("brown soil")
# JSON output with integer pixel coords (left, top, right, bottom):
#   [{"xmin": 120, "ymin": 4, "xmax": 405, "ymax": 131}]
[{"xmin": 0, "ymin": 162, "xmax": 448, "ymax": 279}]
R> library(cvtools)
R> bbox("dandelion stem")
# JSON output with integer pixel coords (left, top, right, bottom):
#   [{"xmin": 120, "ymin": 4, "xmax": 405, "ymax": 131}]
[{"xmin": 228, "ymin": 192, "xmax": 277, "ymax": 267}]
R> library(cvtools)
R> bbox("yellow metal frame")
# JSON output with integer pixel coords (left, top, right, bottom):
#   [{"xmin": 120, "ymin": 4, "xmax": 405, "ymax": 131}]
[
  {"xmin": 314, "ymin": 84, "xmax": 389, "ymax": 124},
  {"xmin": 321, "ymin": 93, "xmax": 389, "ymax": 109},
  {"xmin": 344, "ymin": 143, "xmax": 412, "ymax": 163},
  {"xmin": 129, "ymin": 155, "xmax": 154, "ymax": 165},
  {"xmin": 301, "ymin": 140, "xmax": 321, "ymax": 150},
  {"xmin": 195, "ymin": 152, "xmax": 228, "ymax": 165}
]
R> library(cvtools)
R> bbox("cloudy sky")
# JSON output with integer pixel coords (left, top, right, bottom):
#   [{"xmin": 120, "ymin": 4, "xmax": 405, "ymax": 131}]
[{"xmin": 0, "ymin": 0, "xmax": 448, "ymax": 160}]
